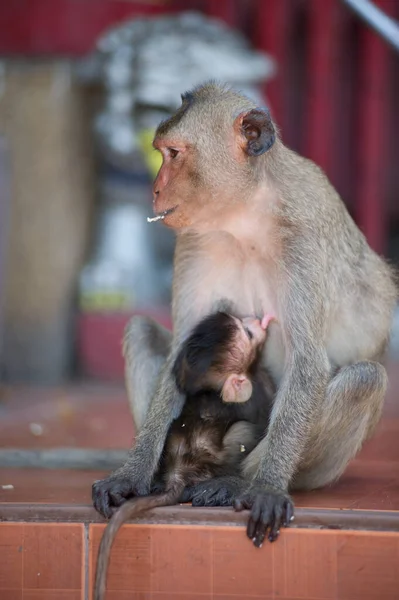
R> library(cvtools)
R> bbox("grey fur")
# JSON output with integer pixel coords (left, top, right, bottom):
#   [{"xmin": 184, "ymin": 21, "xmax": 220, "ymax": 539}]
[{"xmin": 92, "ymin": 82, "xmax": 397, "ymax": 543}]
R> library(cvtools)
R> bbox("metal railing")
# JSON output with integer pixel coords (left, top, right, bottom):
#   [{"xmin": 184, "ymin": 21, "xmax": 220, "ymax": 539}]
[{"xmin": 341, "ymin": 0, "xmax": 399, "ymax": 52}]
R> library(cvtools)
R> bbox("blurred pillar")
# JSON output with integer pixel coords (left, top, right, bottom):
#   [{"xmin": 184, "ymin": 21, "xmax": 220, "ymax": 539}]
[
  {"xmin": 0, "ymin": 134, "xmax": 10, "ymax": 374},
  {"xmin": 0, "ymin": 61, "xmax": 95, "ymax": 382}
]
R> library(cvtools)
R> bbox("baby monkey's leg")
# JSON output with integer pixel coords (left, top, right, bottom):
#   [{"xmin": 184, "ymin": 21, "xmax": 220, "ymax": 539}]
[{"xmin": 182, "ymin": 422, "xmax": 260, "ymax": 506}]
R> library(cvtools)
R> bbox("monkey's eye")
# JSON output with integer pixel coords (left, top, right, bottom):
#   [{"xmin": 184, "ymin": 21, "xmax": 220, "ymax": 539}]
[
  {"xmin": 168, "ymin": 148, "xmax": 179, "ymax": 159},
  {"xmin": 244, "ymin": 327, "xmax": 253, "ymax": 340}
]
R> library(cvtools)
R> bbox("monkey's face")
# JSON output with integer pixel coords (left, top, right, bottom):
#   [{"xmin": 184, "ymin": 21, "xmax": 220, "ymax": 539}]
[
  {"xmin": 228, "ymin": 316, "xmax": 267, "ymax": 369},
  {"xmin": 151, "ymin": 137, "xmax": 203, "ymax": 229},
  {"xmin": 215, "ymin": 315, "xmax": 270, "ymax": 404},
  {"xmin": 150, "ymin": 83, "xmax": 276, "ymax": 230},
  {"xmin": 173, "ymin": 311, "xmax": 270, "ymax": 400}
]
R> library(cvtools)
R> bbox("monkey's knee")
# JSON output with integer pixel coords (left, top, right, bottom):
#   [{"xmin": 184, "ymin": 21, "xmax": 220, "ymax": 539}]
[
  {"xmin": 292, "ymin": 361, "xmax": 387, "ymax": 492},
  {"xmin": 123, "ymin": 315, "xmax": 171, "ymax": 359},
  {"xmin": 123, "ymin": 315, "xmax": 172, "ymax": 431},
  {"xmin": 327, "ymin": 361, "xmax": 386, "ymax": 440},
  {"xmin": 328, "ymin": 360, "xmax": 387, "ymax": 405}
]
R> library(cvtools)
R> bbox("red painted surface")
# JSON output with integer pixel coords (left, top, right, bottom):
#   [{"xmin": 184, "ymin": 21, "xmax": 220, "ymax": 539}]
[
  {"xmin": 305, "ymin": 0, "xmax": 339, "ymax": 178},
  {"xmin": 76, "ymin": 310, "xmax": 172, "ymax": 380},
  {"xmin": 0, "ymin": 0, "xmax": 177, "ymax": 56},
  {"xmin": 255, "ymin": 0, "xmax": 290, "ymax": 134},
  {"xmin": 206, "ymin": 0, "xmax": 236, "ymax": 27},
  {"xmin": 355, "ymin": 0, "xmax": 391, "ymax": 253}
]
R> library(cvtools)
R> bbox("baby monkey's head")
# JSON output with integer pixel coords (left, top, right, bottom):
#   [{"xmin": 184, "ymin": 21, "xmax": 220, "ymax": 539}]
[{"xmin": 173, "ymin": 311, "xmax": 273, "ymax": 403}]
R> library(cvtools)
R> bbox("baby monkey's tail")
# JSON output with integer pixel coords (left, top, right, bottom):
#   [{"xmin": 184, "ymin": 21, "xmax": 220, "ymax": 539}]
[{"xmin": 94, "ymin": 482, "xmax": 184, "ymax": 600}]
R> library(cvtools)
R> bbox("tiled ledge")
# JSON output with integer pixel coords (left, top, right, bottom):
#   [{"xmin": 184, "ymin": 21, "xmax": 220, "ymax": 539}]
[
  {"xmin": 1, "ymin": 502, "xmax": 399, "ymax": 534},
  {"xmin": 1, "ymin": 521, "xmax": 399, "ymax": 600}
]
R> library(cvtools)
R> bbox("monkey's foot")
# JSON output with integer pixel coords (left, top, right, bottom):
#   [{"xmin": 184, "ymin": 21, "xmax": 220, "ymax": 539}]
[
  {"xmin": 192, "ymin": 486, "xmax": 233, "ymax": 507},
  {"xmin": 182, "ymin": 476, "xmax": 244, "ymax": 507},
  {"xmin": 92, "ymin": 471, "xmax": 150, "ymax": 519},
  {"xmin": 234, "ymin": 486, "xmax": 294, "ymax": 547}
]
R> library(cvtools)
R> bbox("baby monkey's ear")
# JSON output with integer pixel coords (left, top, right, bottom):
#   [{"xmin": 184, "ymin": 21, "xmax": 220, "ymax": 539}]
[{"xmin": 221, "ymin": 374, "xmax": 253, "ymax": 403}]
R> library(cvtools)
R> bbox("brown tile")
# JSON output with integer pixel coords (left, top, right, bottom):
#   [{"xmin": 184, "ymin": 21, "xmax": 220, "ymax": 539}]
[
  {"xmin": 359, "ymin": 418, "xmax": 399, "ymax": 462},
  {"xmin": 215, "ymin": 597, "xmax": 272, "ymax": 600},
  {"xmin": 1, "ymin": 591, "xmax": 22, "ymax": 600},
  {"xmin": 23, "ymin": 592, "xmax": 81, "ymax": 600},
  {"xmin": 103, "ymin": 594, "xmax": 151, "ymax": 600},
  {"xmin": 350, "ymin": 478, "xmax": 399, "ymax": 510},
  {"xmin": 90, "ymin": 524, "xmax": 152, "ymax": 593},
  {"xmin": 294, "ymin": 460, "xmax": 399, "ymax": 511},
  {"xmin": 103, "ymin": 595, "xmax": 209, "ymax": 600},
  {"xmin": 274, "ymin": 529, "xmax": 337, "ymax": 599},
  {"xmin": 337, "ymin": 531, "xmax": 399, "ymax": 599},
  {"xmin": 0, "ymin": 468, "xmax": 106, "ymax": 505},
  {"xmin": 212, "ymin": 527, "xmax": 273, "ymax": 597},
  {"xmin": 153, "ymin": 595, "xmax": 210, "ymax": 599},
  {"xmin": 23, "ymin": 524, "xmax": 83, "ymax": 591},
  {"xmin": 151, "ymin": 526, "xmax": 212, "ymax": 595},
  {"xmin": 0, "ymin": 384, "xmax": 132, "ymax": 450},
  {"xmin": 0, "ymin": 523, "xmax": 23, "ymax": 589}
]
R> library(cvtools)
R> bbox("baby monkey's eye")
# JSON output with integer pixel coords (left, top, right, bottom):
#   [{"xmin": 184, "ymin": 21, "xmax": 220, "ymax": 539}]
[
  {"xmin": 245, "ymin": 327, "xmax": 253, "ymax": 340},
  {"xmin": 168, "ymin": 148, "xmax": 179, "ymax": 159}
]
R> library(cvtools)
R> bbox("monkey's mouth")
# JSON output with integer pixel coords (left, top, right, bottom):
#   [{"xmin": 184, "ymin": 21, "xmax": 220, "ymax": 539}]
[{"xmin": 147, "ymin": 206, "xmax": 178, "ymax": 223}]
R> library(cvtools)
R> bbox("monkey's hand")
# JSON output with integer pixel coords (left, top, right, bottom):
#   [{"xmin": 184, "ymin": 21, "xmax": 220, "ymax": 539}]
[
  {"xmin": 234, "ymin": 485, "xmax": 294, "ymax": 547},
  {"xmin": 92, "ymin": 467, "xmax": 150, "ymax": 519}
]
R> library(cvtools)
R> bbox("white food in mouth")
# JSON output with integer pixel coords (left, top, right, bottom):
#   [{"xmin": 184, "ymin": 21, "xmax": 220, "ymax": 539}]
[{"xmin": 147, "ymin": 206, "xmax": 177, "ymax": 223}]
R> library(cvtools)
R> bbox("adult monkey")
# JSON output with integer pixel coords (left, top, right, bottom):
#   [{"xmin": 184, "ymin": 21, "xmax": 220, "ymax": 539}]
[{"xmin": 93, "ymin": 82, "xmax": 397, "ymax": 546}]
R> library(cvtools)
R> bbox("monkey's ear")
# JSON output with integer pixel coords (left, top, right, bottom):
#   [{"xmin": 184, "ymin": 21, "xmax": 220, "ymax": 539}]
[
  {"xmin": 235, "ymin": 108, "xmax": 275, "ymax": 157},
  {"xmin": 221, "ymin": 374, "xmax": 253, "ymax": 403}
]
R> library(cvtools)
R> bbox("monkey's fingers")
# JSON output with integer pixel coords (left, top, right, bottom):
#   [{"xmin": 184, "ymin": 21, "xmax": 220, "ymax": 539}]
[
  {"xmin": 268, "ymin": 503, "xmax": 283, "ymax": 542},
  {"xmin": 253, "ymin": 494, "xmax": 278, "ymax": 546},
  {"xmin": 233, "ymin": 495, "xmax": 251, "ymax": 512},
  {"xmin": 92, "ymin": 476, "xmax": 137, "ymax": 519},
  {"xmin": 92, "ymin": 479, "xmax": 111, "ymax": 518},
  {"xmin": 234, "ymin": 488, "xmax": 294, "ymax": 547},
  {"xmin": 191, "ymin": 482, "xmax": 235, "ymax": 507},
  {"xmin": 234, "ymin": 493, "xmax": 263, "ymax": 542},
  {"xmin": 283, "ymin": 499, "xmax": 295, "ymax": 527}
]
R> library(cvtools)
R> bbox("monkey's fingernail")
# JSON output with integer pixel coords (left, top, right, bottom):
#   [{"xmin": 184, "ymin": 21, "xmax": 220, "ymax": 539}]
[{"xmin": 290, "ymin": 516, "xmax": 295, "ymax": 521}]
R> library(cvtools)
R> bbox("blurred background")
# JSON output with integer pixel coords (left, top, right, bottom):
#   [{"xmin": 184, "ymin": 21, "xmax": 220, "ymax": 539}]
[{"xmin": 0, "ymin": 0, "xmax": 398, "ymax": 387}]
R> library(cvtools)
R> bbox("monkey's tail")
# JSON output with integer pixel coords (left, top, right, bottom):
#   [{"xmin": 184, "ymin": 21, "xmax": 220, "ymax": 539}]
[{"xmin": 94, "ymin": 483, "xmax": 184, "ymax": 600}]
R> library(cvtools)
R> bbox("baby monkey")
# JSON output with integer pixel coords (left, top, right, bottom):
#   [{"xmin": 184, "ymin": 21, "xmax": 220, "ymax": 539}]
[{"xmin": 94, "ymin": 311, "xmax": 274, "ymax": 600}]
